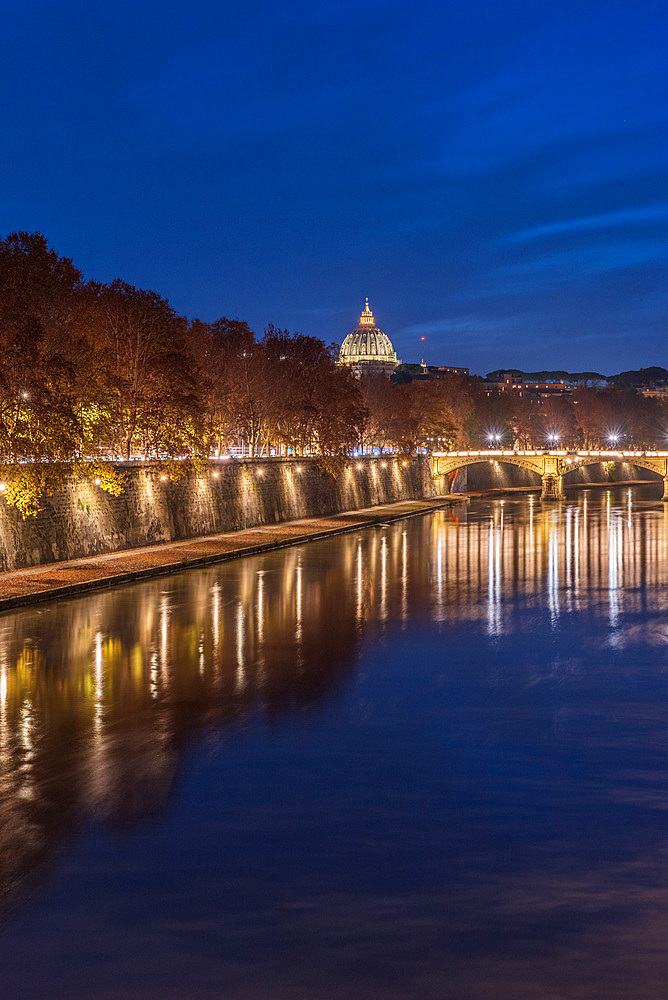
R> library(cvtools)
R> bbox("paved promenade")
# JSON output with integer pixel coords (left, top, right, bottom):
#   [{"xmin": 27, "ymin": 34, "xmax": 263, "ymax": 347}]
[{"xmin": 0, "ymin": 497, "xmax": 463, "ymax": 611}]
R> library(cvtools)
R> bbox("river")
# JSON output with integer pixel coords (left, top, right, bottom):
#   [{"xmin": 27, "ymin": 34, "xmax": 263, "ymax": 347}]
[{"xmin": 2, "ymin": 485, "xmax": 668, "ymax": 998}]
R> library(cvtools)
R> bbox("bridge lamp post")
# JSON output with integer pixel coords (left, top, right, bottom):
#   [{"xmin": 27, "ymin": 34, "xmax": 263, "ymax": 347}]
[
  {"xmin": 547, "ymin": 432, "xmax": 560, "ymax": 448},
  {"xmin": 608, "ymin": 433, "xmax": 620, "ymax": 448},
  {"xmin": 487, "ymin": 433, "xmax": 501, "ymax": 447}
]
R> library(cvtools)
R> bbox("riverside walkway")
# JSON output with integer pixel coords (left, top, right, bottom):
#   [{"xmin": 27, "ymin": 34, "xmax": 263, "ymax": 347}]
[{"xmin": 0, "ymin": 497, "xmax": 463, "ymax": 611}]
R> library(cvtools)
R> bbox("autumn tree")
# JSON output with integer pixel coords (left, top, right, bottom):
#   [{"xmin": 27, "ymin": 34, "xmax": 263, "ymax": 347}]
[
  {"xmin": 311, "ymin": 364, "xmax": 366, "ymax": 455},
  {"xmin": 466, "ymin": 384, "xmax": 515, "ymax": 446},
  {"xmin": 94, "ymin": 280, "xmax": 194, "ymax": 459},
  {"xmin": 0, "ymin": 232, "xmax": 87, "ymax": 461},
  {"xmin": 359, "ymin": 376, "xmax": 398, "ymax": 452},
  {"xmin": 537, "ymin": 395, "xmax": 577, "ymax": 448},
  {"xmin": 262, "ymin": 327, "xmax": 358, "ymax": 455},
  {"xmin": 571, "ymin": 388, "xmax": 625, "ymax": 448}
]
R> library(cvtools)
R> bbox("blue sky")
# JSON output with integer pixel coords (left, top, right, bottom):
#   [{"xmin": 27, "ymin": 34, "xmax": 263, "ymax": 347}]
[{"xmin": 2, "ymin": 0, "xmax": 667, "ymax": 374}]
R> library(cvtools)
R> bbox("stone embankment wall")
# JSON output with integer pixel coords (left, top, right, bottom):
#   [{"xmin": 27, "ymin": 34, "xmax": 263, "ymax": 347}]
[{"xmin": 0, "ymin": 457, "xmax": 434, "ymax": 572}]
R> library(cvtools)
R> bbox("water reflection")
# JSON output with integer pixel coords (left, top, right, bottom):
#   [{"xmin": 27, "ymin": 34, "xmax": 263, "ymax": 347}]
[
  {"xmin": 426, "ymin": 488, "xmax": 668, "ymax": 636},
  {"xmin": 1, "ymin": 486, "xmax": 667, "ymax": 919}
]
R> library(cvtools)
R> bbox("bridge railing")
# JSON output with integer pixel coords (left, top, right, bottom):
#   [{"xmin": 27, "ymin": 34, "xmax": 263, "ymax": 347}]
[{"xmin": 433, "ymin": 449, "xmax": 668, "ymax": 458}]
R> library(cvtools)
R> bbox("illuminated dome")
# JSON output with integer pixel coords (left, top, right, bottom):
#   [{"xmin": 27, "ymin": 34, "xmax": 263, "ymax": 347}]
[{"xmin": 338, "ymin": 299, "xmax": 398, "ymax": 369}]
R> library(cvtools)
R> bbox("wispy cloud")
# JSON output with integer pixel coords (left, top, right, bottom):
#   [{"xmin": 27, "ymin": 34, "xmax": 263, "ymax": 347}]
[
  {"xmin": 505, "ymin": 203, "xmax": 668, "ymax": 243},
  {"xmin": 496, "ymin": 239, "xmax": 668, "ymax": 281},
  {"xmin": 401, "ymin": 316, "xmax": 518, "ymax": 337}
]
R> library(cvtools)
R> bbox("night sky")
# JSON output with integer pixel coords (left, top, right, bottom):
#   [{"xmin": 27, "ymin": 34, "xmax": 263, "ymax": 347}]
[{"xmin": 2, "ymin": 0, "xmax": 667, "ymax": 375}]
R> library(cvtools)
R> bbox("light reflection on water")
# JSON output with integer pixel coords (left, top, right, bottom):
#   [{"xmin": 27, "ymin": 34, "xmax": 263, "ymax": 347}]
[{"xmin": 2, "ymin": 486, "xmax": 668, "ymax": 997}]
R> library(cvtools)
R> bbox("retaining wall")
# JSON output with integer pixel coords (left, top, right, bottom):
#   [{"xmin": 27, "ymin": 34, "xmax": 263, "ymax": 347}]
[{"xmin": 0, "ymin": 457, "xmax": 434, "ymax": 572}]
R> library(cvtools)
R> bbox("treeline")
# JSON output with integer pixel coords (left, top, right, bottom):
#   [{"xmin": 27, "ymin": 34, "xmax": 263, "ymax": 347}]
[
  {"xmin": 486, "ymin": 367, "xmax": 668, "ymax": 388},
  {"xmin": 0, "ymin": 232, "xmax": 372, "ymax": 513},
  {"xmin": 0, "ymin": 232, "xmax": 368, "ymax": 466},
  {"xmin": 471, "ymin": 385, "xmax": 668, "ymax": 450},
  {"xmin": 362, "ymin": 375, "xmax": 668, "ymax": 452}
]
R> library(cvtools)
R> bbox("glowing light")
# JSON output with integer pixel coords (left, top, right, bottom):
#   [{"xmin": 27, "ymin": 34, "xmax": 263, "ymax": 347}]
[
  {"xmin": 357, "ymin": 463, "xmax": 363, "ymax": 470},
  {"xmin": 0, "ymin": 483, "xmax": 6, "ymax": 492},
  {"xmin": 296, "ymin": 466, "xmax": 302, "ymax": 472},
  {"xmin": 212, "ymin": 471, "xmax": 219, "ymax": 478},
  {"xmin": 160, "ymin": 475, "xmax": 167, "ymax": 481},
  {"xmin": 94, "ymin": 477, "xmax": 101, "ymax": 485},
  {"xmin": 257, "ymin": 469, "xmax": 264, "ymax": 475}
]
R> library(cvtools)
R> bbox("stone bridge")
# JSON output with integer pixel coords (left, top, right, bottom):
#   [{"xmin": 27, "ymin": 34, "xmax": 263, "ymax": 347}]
[{"xmin": 432, "ymin": 450, "xmax": 668, "ymax": 500}]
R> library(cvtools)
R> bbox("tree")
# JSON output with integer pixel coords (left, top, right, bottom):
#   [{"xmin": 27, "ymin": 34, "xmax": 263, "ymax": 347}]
[
  {"xmin": 0, "ymin": 232, "xmax": 87, "ymax": 462},
  {"xmin": 469, "ymin": 385, "xmax": 515, "ymax": 447},
  {"xmin": 537, "ymin": 395, "xmax": 577, "ymax": 448},
  {"xmin": 314, "ymin": 365, "xmax": 367, "ymax": 455},
  {"xmin": 262, "ymin": 327, "xmax": 355, "ymax": 455},
  {"xmin": 360, "ymin": 376, "xmax": 397, "ymax": 452},
  {"xmin": 94, "ymin": 280, "xmax": 194, "ymax": 459}
]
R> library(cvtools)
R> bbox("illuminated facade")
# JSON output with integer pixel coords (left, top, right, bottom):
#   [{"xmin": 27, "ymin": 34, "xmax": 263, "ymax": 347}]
[{"xmin": 338, "ymin": 299, "xmax": 399, "ymax": 376}]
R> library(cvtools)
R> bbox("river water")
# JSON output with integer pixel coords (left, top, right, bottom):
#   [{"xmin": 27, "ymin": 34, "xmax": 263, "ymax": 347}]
[{"xmin": 2, "ymin": 485, "xmax": 668, "ymax": 998}]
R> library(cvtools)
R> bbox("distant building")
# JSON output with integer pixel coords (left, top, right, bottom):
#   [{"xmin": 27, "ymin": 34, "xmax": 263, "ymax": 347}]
[
  {"xmin": 338, "ymin": 299, "xmax": 399, "ymax": 376},
  {"xmin": 435, "ymin": 364, "xmax": 469, "ymax": 377},
  {"xmin": 641, "ymin": 386, "xmax": 668, "ymax": 399},
  {"xmin": 485, "ymin": 371, "xmax": 575, "ymax": 398},
  {"xmin": 396, "ymin": 362, "xmax": 470, "ymax": 382}
]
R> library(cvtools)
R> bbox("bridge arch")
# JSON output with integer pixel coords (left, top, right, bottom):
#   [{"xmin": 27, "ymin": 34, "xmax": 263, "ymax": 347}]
[
  {"xmin": 438, "ymin": 459, "xmax": 543, "ymax": 496},
  {"xmin": 432, "ymin": 451, "xmax": 668, "ymax": 500},
  {"xmin": 433, "ymin": 453, "xmax": 545, "ymax": 478},
  {"xmin": 560, "ymin": 455, "xmax": 664, "ymax": 482},
  {"xmin": 433, "ymin": 453, "xmax": 546, "ymax": 497}
]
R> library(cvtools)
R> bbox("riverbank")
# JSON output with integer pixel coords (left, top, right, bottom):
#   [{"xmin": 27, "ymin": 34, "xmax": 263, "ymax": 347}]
[{"xmin": 0, "ymin": 496, "xmax": 464, "ymax": 611}]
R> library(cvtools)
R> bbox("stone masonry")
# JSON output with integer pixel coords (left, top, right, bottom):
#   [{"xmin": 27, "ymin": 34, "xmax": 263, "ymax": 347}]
[{"xmin": 0, "ymin": 457, "xmax": 434, "ymax": 572}]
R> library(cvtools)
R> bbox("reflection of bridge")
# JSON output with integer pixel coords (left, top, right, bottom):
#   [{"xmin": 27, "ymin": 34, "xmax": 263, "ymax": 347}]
[{"xmin": 432, "ymin": 450, "xmax": 668, "ymax": 500}]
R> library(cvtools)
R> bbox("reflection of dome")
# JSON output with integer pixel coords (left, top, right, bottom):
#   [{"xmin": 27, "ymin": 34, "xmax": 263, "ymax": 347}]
[{"xmin": 338, "ymin": 299, "xmax": 398, "ymax": 370}]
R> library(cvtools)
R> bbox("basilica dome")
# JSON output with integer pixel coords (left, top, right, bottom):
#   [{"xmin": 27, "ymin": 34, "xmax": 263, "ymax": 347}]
[{"xmin": 338, "ymin": 299, "xmax": 398, "ymax": 370}]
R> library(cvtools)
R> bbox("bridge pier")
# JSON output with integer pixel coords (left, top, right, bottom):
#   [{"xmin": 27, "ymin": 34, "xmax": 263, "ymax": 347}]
[
  {"xmin": 663, "ymin": 477, "xmax": 668, "ymax": 501},
  {"xmin": 541, "ymin": 473, "xmax": 565, "ymax": 500}
]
